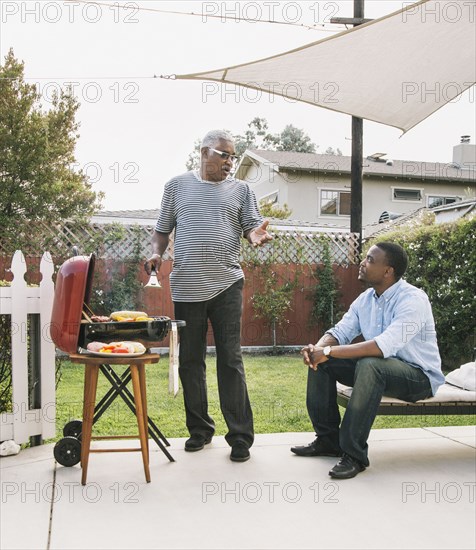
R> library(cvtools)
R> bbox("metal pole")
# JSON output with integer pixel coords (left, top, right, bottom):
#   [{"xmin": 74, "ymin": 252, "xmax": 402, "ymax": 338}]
[
  {"xmin": 350, "ymin": 0, "xmax": 364, "ymax": 253},
  {"xmin": 351, "ymin": 118, "xmax": 363, "ymax": 243}
]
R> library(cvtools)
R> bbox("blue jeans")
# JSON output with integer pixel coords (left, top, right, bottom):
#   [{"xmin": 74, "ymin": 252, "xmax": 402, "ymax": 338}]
[
  {"xmin": 174, "ymin": 279, "xmax": 254, "ymax": 448},
  {"xmin": 306, "ymin": 356, "xmax": 432, "ymax": 466}
]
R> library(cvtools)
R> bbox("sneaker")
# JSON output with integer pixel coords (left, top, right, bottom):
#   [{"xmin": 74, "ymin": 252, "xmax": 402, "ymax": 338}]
[
  {"xmin": 329, "ymin": 453, "xmax": 366, "ymax": 479},
  {"xmin": 230, "ymin": 442, "xmax": 250, "ymax": 462},
  {"xmin": 290, "ymin": 438, "xmax": 342, "ymax": 457},
  {"xmin": 184, "ymin": 434, "xmax": 212, "ymax": 452}
]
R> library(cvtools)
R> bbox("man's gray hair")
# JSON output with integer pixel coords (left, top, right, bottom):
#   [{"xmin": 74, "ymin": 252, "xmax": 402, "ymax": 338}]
[{"xmin": 201, "ymin": 130, "xmax": 234, "ymax": 150}]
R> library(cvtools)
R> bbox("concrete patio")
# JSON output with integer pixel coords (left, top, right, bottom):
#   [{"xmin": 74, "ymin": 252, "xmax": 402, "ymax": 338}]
[{"xmin": 1, "ymin": 426, "xmax": 475, "ymax": 550}]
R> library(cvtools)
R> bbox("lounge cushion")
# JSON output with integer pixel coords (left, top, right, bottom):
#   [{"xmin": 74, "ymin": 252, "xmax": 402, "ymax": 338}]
[{"xmin": 336, "ymin": 382, "xmax": 476, "ymax": 404}]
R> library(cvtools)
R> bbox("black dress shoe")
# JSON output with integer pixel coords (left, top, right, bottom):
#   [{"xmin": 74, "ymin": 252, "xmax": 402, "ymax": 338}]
[
  {"xmin": 185, "ymin": 434, "xmax": 212, "ymax": 452},
  {"xmin": 329, "ymin": 453, "xmax": 366, "ymax": 479},
  {"xmin": 230, "ymin": 442, "xmax": 250, "ymax": 462},
  {"xmin": 291, "ymin": 438, "xmax": 342, "ymax": 457}
]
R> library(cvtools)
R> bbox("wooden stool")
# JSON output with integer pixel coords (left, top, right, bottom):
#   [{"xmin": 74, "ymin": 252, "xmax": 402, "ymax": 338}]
[{"xmin": 69, "ymin": 353, "xmax": 161, "ymax": 485}]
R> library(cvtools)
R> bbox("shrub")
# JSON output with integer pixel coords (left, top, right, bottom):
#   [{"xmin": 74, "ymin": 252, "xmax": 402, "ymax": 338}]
[{"xmin": 308, "ymin": 239, "xmax": 343, "ymax": 331}]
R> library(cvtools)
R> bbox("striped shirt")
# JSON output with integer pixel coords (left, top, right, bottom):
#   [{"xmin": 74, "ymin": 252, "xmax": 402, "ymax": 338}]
[{"xmin": 156, "ymin": 171, "xmax": 263, "ymax": 302}]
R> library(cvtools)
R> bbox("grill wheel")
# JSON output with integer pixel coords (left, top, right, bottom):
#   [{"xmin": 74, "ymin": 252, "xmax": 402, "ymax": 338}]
[
  {"xmin": 63, "ymin": 419, "xmax": 83, "ymax": 439},
  {"xmin": 54, "ymin": 436, "xmax": 81, "ymax": 467}
]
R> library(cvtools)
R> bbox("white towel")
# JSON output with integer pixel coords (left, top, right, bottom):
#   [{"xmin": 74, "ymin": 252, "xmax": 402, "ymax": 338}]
[{"xmin": 445, "ymin": 362, "xmax": 476, "ymax": 392}]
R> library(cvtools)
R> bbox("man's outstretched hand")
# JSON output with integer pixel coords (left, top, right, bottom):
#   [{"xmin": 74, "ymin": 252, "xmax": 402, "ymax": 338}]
[{"xmin": 248, "ymin": 220, "xmax": 273, "ymax": 247}]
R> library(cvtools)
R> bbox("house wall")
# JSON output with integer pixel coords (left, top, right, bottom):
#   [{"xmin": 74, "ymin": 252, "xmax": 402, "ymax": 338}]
[
  {"xmin": 249, "ymin": 168, "xmax": 475, "ymax": 229},
  {"xmin": 286, "ymin": 171, "xmax": 351, "ymax": 227},
  {"xmin": 244, "ymin": 163, "xmax": 289, "ymax": 206},
  {"xmin": 364, "ymin": 178, "xmax": 473, "ymax": 225}
]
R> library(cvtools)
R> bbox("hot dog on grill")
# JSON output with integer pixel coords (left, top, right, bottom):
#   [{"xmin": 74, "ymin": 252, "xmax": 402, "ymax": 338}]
[{"xmin": 90, "ymin": 315, "xmax": 111, "ymax": 323}]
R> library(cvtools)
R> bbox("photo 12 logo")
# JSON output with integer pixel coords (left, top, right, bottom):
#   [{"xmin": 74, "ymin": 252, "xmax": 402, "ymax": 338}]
[
  {"xmin": 401, "ymin": 2, "xmax": 476, "ymax": 24},
  {"xmin": 1, "ymin": 481, "xmax": 140, "ymax": 504},
  {"xmin": 202, "ymin": 480, "xmax": 339, "ymax": 504},
  {"xmin": 1, "ymin": 2, "xmax": 140, "ymax": 24},
  {"xmin": 32, "ymin": 80, "xmax": 140, "ymax": 105},
  {"xmin": 72, "ymin": 161, "xmax": 140, "ymax": 185},
  {"xmin": 200, "ymin": 2, "xmax": 340, "ymax": 25},
  {"xmin": 401, "ymin": 81, "xmax": 475, "ymax": 105},
  {"xmin": 202, "ymin": 81, "xmax": 339, "ymax": 105},
  {"xmin": 402, "ymin": 482, "xmax": 476, "ymax": 503}
]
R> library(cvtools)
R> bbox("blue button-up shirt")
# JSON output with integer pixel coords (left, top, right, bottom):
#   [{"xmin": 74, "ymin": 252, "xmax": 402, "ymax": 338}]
[{"xmin": 328, "ymin": 279, "xmax": 445, "ymax": 395}]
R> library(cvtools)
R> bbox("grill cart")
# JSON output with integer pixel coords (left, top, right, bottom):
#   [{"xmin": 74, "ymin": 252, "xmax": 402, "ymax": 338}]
[{"xmin": 50, "ymin": 253, "xmax": 184, "ymax": 470}]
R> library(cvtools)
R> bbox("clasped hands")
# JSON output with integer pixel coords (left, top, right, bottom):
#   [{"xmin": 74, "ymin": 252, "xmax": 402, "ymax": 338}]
[{"xmin": 301, "ymin": 344, "xmax": 329, "ymax": 371}]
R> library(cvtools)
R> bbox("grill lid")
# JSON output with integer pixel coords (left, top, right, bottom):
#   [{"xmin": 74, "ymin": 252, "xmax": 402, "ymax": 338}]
[{"xmin": 50, "ymin": 254, "xmax": 95, "ymax": 353}]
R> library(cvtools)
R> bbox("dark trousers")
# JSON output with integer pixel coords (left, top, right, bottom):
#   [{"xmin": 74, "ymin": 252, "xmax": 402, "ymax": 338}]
[
  {"xmin": 306, "ymin": 356, "xmax": 432, "ymax": 466},
  {"xmin": 174, "ymin": 279, "xmax": 254, "ymax": 448}
]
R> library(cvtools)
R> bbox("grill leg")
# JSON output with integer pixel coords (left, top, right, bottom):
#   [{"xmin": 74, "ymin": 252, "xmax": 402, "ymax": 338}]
[
  {"xmin": 139, "ymin": 364, "xmax": 150, "ymax": 457},
  {"xmin": 81, "ymin": 364, "xmax": 99, "ymax": 485},
  {"xmin": 130, "ymin": 363, "xmax": 151, "ymax": 483}
]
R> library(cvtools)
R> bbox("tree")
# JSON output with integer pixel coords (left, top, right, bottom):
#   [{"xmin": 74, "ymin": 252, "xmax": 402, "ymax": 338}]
[
  {"xmin": 267, "ymin": 124, "xmax": 317, "ymax": 153},
  {"xmin": 235, "ymin": 116, "xmax": 272, "ymax": 156},
  {"xmin": 185, "ymin": 138, "xmax": 202, "ymax": 171},
  {"xmin": 325, "ymin": 146, "xmax": 343, "ymax": 156},
  {"xmin": 251, "ymin": 269, "xmax": 296, "ymax": 350},
  {"xmin": 259, "ymin": 201, "xmax": 292, "ymax": 219},
  {"xmin": 186, "ymin": 117, "xmax": 318, "ymax": 170},
  {"xmin": 0, "ymin": 50, "xmax": 103, "ymax": 250}
]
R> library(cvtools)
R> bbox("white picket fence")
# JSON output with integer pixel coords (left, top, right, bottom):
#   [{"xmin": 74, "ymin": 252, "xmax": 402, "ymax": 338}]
[{"xmin": 0, "ymin": 251, "xmax": 56, "ymax": 444}]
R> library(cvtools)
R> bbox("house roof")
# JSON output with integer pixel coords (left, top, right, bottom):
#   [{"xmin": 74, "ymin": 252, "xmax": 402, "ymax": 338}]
[
  {"xmin": 91, "ymin": 209, "xmax": 160, "ymax": 226},
  {"xmin": 363, "ymin": 208, "xmax": 429, "ymax": 239},
  {"xmin": 266, "ymin": 217, "xmax": 350, "ymax": 233},
  {"xmin": 364, "ymin": 197, "xmax": 476, "ymax": 239},
  {"xmin": 90, "ymin": 210, "xmax": 346, "ymax": 232},
  {"xmin": 430, "ymin": 197, "xmax": 476, "ymax": 213},
  {"xmin": 241, "ymin": 150, "xmax": 476, "ymax": 183}
]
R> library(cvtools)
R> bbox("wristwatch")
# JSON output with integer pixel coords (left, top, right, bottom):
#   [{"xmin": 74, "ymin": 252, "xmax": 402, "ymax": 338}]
[{"xmin": 323, "ymin": 346, "xmax": 332, "ymax": 357}]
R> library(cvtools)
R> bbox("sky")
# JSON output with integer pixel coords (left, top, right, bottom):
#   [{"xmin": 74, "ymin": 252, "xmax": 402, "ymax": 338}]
[{"xmin": 2, "ymin": 0, "xmax": 475, "ymax": 211}]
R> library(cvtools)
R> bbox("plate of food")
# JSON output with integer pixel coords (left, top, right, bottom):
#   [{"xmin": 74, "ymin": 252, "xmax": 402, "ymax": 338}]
[{"xmin": 84, "ymin": 341, "xmax": 147, "ymax": 357}]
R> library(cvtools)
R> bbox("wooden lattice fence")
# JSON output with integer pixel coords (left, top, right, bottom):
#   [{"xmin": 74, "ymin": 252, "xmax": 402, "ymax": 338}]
[
  {"xmin": 0, "ymin": 221, "xmax": 157, "ymax": 261},
  {"xmin": 241, "ymin": 230, "xmax": 360, "ymax": 266},
  {"xmin": 0, "ymin": 220, "xmax": 360, "ymax": 266}
]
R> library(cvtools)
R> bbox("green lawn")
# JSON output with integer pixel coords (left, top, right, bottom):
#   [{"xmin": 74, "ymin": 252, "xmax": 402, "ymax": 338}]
[{"xmin": 55, "ymin": 354, "xmax": 474, "ymax": 440}]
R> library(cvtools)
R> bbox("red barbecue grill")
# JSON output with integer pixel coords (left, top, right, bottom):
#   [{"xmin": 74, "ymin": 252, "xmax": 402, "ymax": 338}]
[{"xmin": 50, "ymin": 253, "xmax": 184, "ymax": 468}]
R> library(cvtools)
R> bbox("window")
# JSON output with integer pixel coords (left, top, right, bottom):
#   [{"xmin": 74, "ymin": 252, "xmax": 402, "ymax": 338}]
[
  {"xmin": 427, "ymin": 195, "xmax": 461, "ymax": 208},
  {"xmin": 260, "ymin": 190, "xmax": 279, "ymax": 205},
  {"xmin": 392, "ymin": 188, "xmax": 422, "ymax": 201},
  {"xmin": 320, "ymin": 190, "xmax": 350, "ymax": 216}
]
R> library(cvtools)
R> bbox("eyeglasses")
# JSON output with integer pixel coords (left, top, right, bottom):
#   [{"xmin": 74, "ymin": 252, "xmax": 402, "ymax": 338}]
[{"xmin": 208, "ymin": 148, "xmax": 239, "ymax": 163}]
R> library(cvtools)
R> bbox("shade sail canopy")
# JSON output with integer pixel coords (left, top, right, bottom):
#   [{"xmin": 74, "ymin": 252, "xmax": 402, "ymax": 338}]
[{"xmin": 175, "ymin": 0, "xmax": 476, "ymax": 133}]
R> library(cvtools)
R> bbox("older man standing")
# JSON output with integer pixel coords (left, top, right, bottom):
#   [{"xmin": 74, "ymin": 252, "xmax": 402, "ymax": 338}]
[{"xmin": 145, "ymin": 130, "xmax": 271, "ymax": 462}]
